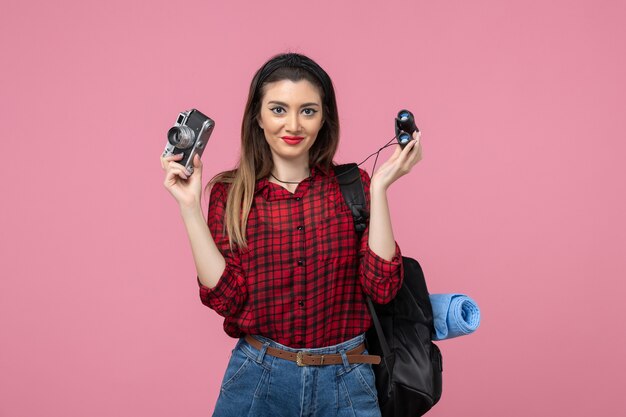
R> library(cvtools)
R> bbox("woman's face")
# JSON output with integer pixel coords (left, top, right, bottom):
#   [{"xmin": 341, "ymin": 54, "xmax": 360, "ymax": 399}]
[{"xmin": 257, "ymin": 79, "xmax": 324, "ymax": 165}]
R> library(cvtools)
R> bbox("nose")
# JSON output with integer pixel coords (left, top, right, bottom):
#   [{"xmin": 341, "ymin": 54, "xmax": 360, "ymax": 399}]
[{"xmin": 286, "ymin": 112, "xmax": 301, "ymax": 133}]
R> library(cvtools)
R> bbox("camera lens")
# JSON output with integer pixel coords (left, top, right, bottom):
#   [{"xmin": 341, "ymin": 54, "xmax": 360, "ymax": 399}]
[{"xmin": 167, "ymin": 126, "xmax": 195, "ymax": 148}]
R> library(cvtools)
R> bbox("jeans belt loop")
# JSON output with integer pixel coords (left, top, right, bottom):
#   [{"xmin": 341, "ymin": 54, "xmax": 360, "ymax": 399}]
[
  {"xmin": 256, "ymin": 341, "xmax": 270, "ymax": 364},
  {"xmin": 339, "ymin": 349, "xmax": 350, "ymax": 371}
]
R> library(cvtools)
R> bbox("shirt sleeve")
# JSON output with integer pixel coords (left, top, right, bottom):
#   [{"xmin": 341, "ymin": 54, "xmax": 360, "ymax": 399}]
[
  {"xmin": 197, "ymin": 182, "xmax": 247, "ymax": 317},
  {"xmin": 357, "ymin": 168, "xmax": 404, "ymax": 304}
]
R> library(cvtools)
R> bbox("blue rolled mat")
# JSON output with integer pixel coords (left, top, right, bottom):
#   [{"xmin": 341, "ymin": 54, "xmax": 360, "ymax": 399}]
[{"xmin": 429, "ymin": 293, "xmax": 481, "ymax": 341}]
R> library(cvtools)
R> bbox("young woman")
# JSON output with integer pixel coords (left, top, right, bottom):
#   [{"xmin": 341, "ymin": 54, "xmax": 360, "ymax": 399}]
[{"xmin": 161, "ymin": 53, "xmax": 422, "ymax": 417}]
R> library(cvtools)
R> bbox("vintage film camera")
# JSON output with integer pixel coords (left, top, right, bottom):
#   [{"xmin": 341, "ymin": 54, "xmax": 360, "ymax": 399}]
[
  {"xmin": 163, "ymin": 109, "xmax": 215, "ymax": 175},
  {"xmin": 395, "ymin": 109, "xmax": 419, "ymax": 148}
]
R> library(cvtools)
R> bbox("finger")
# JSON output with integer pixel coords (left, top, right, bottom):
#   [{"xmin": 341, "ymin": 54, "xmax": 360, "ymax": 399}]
[
  {"xmin": 169, "ymin": 161, "xmax": 192, "ymax": 175},
  {"xmin": 163, "ymin": 153, "xmax": 184, "ymax": 162},
  {"xmin": 413, "ymin": 134, "xmax": 422, "ymax": 152},
  {"xmin": 405, "ymin": 133, "xmax": 421, "ymax": 154},
  {"xmin": 406, "ymin": 140, "xmax": 422, "ymax": 167},
  {"xmin": 190, "ymin": 154, "xmax": 202, "ymax": 174},
  {"xmin": 166, "ymin": 161, "xmax": 190, "ymax": 179},
  {"xmin": 164, "ymin": 168, "xmax": 185, "ymax": 185},
  {"xmin": 397, "ymin": 139, "xmax": 417, "ymax": 162},
  {"xmin": 408, "ymin": 137, "xmax": 420, "ymax": 154},
  {"xmin": 161, "ymin": 153, "xmax": 184, "ymax": 169},
  {"xmin": 413, "ymin": 133, "xmax": 422, "ymax": 152},
  {"xmin": 169, "ymin": 167, "xmax": 188, "ymax": 180},
  {"xmin": 398, "ymin": 140, "xmax": 420, "ymax": 170}
]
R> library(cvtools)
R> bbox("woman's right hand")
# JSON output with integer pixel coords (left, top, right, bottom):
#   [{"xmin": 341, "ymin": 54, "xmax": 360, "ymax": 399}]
[{"xmin": 161, "ymin": 153, "xmax": 203, "ymax": 209}]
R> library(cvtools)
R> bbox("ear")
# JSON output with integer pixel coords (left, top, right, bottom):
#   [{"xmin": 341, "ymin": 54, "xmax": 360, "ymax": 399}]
[{"xmin": 256, "ymin": 115, "xmax": 263, "ymax": 130}]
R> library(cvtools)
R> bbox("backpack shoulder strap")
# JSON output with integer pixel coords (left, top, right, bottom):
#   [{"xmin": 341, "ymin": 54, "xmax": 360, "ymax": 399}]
[
  {"xmin": 333, "ymin": 163, "xmax": 368, "ymax": 234},
  {"xmin": 333, "ymin": 163, "xmax": 393, "ymax": 361}
]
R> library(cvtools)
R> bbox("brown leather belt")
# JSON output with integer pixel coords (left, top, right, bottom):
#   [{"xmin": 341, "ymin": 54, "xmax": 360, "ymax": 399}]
[{"xmin": 245, "ymin": 335, "xmax": 381, "ymax": 366}]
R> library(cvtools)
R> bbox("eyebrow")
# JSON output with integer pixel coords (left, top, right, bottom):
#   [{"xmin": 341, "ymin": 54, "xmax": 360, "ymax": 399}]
[{"xmin": 267, "ymin": 101, "xmax": 321, "ymax": 108}]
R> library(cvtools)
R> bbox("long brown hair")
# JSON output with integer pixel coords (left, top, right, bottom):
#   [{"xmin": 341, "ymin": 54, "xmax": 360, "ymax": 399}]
[{"xmin": 206, "ymin": 53, "xmax": 340, "ymax": 249}]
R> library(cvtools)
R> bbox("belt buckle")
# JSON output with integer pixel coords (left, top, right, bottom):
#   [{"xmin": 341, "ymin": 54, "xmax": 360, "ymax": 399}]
[{"xmin": 296, "ymin": 351, "xmax": 307, "ymax": 367}]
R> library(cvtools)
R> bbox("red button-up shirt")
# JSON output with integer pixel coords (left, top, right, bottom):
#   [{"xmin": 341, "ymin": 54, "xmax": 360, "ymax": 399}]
[{"xmin": 198, "ymin": 166, "xmax": 403, "ymax": 348}]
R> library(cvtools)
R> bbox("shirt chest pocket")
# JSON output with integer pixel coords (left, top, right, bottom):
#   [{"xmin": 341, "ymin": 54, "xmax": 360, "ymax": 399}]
[{"xmin": 313, "ymin": 208, "xmax": 359, "ymax": 261}]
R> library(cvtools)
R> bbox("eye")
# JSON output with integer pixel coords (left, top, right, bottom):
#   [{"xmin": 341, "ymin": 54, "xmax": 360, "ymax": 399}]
[
  {"xmin": 270, "ymin": 106, "xmax": 286, "ymax": 115},
  {"xmin": 302, "ymin": 108, "xmax": 318, "ymax": 116}
]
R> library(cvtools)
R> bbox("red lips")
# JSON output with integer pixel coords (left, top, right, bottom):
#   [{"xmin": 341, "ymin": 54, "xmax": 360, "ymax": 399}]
[{"xmin": 281, "ymin": 136, "xmax": 305, "ymax": 145}]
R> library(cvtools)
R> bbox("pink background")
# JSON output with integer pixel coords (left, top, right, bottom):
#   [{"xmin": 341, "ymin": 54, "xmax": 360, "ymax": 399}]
[{"xmin": 1, "ymin": 0, "xmax": 625, "ymax": 416}]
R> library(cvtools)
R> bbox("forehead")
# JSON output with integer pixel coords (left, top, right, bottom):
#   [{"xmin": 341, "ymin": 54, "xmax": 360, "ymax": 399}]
[{"xmin": 260, "ymin": 79, "xmax": 322, "ymax": 104}]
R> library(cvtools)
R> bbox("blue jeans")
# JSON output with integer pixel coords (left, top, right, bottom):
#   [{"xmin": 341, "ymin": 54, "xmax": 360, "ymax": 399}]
[{"xmin": 212, "ymin": 333, "xmax": 381, "ymax": 417}]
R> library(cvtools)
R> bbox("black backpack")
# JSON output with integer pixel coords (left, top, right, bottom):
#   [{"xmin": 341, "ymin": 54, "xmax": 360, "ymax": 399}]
[{"xmin": 334, "ymin": 163, "xmax": 443, "ymax": 417}]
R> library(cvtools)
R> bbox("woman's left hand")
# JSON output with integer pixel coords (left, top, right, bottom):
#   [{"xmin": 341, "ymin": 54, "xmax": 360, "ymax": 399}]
[{"xmin": 371, "ymin": 131, "xmax": 423, "ymax": 191}]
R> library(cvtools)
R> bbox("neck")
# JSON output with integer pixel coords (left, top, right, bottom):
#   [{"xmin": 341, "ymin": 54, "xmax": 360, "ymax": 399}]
[
  {"xmin": 268, "ymin": 161, "xmax": 311, "ymax": 194},
  {"xmin": 271, "ymin": 167, "xmax": 310, "ymax": 183},
  {"xmin": 270, "ymin": 157, "xmax": 311, "ymax": 183}
]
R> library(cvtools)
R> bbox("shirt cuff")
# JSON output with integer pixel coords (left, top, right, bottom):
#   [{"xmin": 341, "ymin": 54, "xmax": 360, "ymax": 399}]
[
  {"xmin": 363, "ymin": 242, "xmax": 403, "ymax": 277},
  {"xmin": 360, "ymin": 242, "xmax": 404, "ymax": 304},
  {"xmin": 197, "ymin": 267, "xmax": 245, "ymax": 317}
]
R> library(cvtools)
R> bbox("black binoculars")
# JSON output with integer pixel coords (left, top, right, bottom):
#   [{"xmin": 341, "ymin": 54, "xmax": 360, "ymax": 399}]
[{"xmin": 395, "ymin": 109, "xmax": 419, "ymax": 148}]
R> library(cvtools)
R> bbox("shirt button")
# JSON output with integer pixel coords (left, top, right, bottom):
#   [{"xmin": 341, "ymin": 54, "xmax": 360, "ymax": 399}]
[
  {"xmin": 297, "ymin": 226, "xmax": 303, "ymax": 231},
  {"xmin": 298, "ymin": 300, "xmax": 304, "ymax": 307},
  {"xmin": 295, "ymin": 197, "xmax": 301, "ymax": 201},
  {"xmin": 297, "ymin": 259, "xmax": 304, "ymax": 266}
]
